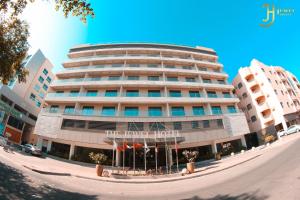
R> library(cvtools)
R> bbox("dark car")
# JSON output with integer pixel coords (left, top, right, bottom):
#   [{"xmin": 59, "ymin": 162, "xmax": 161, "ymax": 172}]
[{"xmin": 22, "ymin": 144, "xmax": 42, "ymax": 156}]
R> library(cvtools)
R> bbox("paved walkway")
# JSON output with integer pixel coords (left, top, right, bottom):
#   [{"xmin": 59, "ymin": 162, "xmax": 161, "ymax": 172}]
[{"xmin": 0, "ymin": 133, "xmax": 299, "ymax": 184}]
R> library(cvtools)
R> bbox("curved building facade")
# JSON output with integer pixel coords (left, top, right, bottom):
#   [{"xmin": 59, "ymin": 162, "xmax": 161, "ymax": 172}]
[{"xmin": 35, "ymin": 43, "xmax": 250, "ymax": 168}]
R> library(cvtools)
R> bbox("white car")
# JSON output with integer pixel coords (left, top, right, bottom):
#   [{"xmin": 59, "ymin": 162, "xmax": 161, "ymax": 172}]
[
  {"xmin": 286, "ymin": 125, "xmax": 300, "ymax": 135},
  {"xmin": 22, "ymin": 144, "xmax": 42, "ymax": 156},
  {"xmin": 277, "ymin": 129, "xmax": 287, "ymax": 137}
]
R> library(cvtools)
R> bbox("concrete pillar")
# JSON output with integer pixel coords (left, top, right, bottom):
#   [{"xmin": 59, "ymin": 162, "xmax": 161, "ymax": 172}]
[
  {"xmin": 241, "ymin": 135, "xmax": 247, "ymax": 148},
  {"xmin": 46, "ymin": 141, "xmax": 52, "ymax": 152},
  {"xmin": 69, "ymin": 144, "xmax": 75, "ymax": 160},
  {"xmin": 116, "ymin": 150, "xmax": 121, "ymax": 166},
  {"xmin": 211, "ymin": 141, "xmax": 217, "ymax": 154},
  {"xmin": 207, "ymin": 103, "xmax": 212, "ymax": 115},
  {"xmin": 168, "ymin": 148, "xmax": 173, "ymax": 167},
  {"xmin": 36, "ymin": 137, "xmax": 43, "ymax": 149},
  {"xmin": 282, "ymin": 119, "xmax": 288, "ymax": 131}
]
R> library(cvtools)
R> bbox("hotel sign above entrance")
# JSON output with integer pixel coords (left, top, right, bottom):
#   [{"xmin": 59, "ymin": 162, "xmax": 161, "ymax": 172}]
[{"xmin": 106, "ymin": 130, "xmax": 181, "ymax": 139}]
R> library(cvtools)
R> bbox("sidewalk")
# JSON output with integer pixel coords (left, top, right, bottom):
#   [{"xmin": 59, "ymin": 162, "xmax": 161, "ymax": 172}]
[{"xmin": 1, "ymin": 133, "xmax": 299, "ymax": 184}]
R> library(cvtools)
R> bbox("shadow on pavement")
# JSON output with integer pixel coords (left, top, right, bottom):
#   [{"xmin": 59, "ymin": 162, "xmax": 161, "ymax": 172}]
[
  {"xmin": 182, "ymin": 190, "xmax": 268, "ymax": 200},
  {"xmin": 0, "ymin": 161, "xmax": 98, "ymax": 200}
]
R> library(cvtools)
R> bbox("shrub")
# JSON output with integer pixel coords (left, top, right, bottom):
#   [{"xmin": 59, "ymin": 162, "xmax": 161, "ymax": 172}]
[
  {"xmin": 89, "ymin": 152, "xmax": 107, "ymax": 165},
  {"xmin": 182, "ymin": 150, "xmax": 199, "ymax": 163}
]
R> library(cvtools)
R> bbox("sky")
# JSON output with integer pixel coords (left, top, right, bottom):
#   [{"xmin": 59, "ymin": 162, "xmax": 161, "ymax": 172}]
[{"xmin": 22, "ymin": 0, "xmax": 300, "ymax": 81}]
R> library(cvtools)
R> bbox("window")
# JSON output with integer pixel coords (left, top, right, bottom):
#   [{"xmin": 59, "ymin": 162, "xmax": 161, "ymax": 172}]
[
  {"xmin": 30, "ymin": 93, "xmax": 36, "ymax": 101},
  {"xmin": 128, "ymin": 122, "xmax": 144, "ymax": 131},
  {"xmin": 207, "ymin": 91, "xmax": 217, "ymax": 98},
  {"xmin": 86, "ymin": 90, "xmax": 98, "ymax": 97},
  {"xmin": 126, "ymin": 90, "xmax": 139, "ymax": 97},
  {"xmin": 268, "ymin": 78, "xmax": 271, "ymax": 83},
  {"xmin": 7, "ymin": 116, "xmax": 24, "ymax": 130},
  {"xmin": 203, "ymin": 79, "xmax": 212, "ymax": 83},
  {"xmin": 218, "ymin": 80, "xmax": 225, "ymax": 84},
  {"xmin": 227, "ymin": 106, "xmax": 237, "ymax": 113},
  {"xmin": 203, "ymin": 120, "xmax": 210, "ymax": 128},
  {"xmin": 287, "ymin": 102, "xmax": 290, "ymax": 107},
  {"xmin": 217, "ymin": 119, "xmax": 223, "ymax": 127},
  {"xmin": 186, "ymin": 77, "xmax": 196, "ymax": 82},
  {"xmin": 198, "ymin": 67, "xmax": 207, "ymax": 71},
  {"xmin": 165, "ymin": 65, "xmax": 175, "ymax": 69},
  {"xmin": 55, "ymin": 91, "xmax": 64, "ymax": 97},
  {"xmin": 39, "ymin": 92, "xmax": 45, "ymax": 99},
  {"xmin": 88, "ymin": 121, "xmax": 116, "ymax": 130},
  {"xmin": 274, "ymin": 90, "xmax": 278, "ymax": 95},
  {"xmin": 82, "ymin": 106, "xmax": 94, "ymax": 116},
  {"xmin": 112, "ymin": 64, "xmax": 122, "ymax": 68},
  {"xmin": 261, "ymin": 68, "xmax": 265, "ymax": 72},
  {"xmin": 36, "ymin": 100, "xmax": 41, "ymax": 107},
  {"xmin": 237, "ymin": 82, "xmax": 243, "ymax": 89},
  {"xmin": 105, "ymin": 90, "xmax": 117, "ymax": 97},
  {"xmin": 46, "ymin": 76, "xmax": 52, "ymax": 83},
  {"xmin": 149, "ymin": 122, "xmax": 165, "ymax": 131},
  {"xmin": 102, "ymin": 107, "xmax": 116, "ymax": 116},
  {"xmin": 275, "ymin": 80, "xmax": 278, "ymax": 85},
  {"xmin": 182, "ymin": 66, "xmax": 192, "ymax": 70},
  {"xmin": 62, "ymin": 119, "xmax": 86, "ymax": 129},
  {"xmin": 169, "ymin": 90, "xmax": 182, "ymax": 97},
  {"xmin": 191, "ymin": 121, "xmax": 199, "ymax": 129},
  {"xmin": 127, "ymin": 76, "xmax": 139, "ymax": 80},
  {"xmin": 43, "ymin": 68, "xmax": 48, "ymax": 75},
  {"xmin": 148, "ymin": 76, "xmax": 159, "ymax": 81},
  {"xmin": 124, "ymin": 107, "xmax": 139, "ymax": 116},
  {"xmin": 148, "ymin": 107, "xmax": 162, "ymax": 116},
  {"xmin": 167, "ymin": 77, "xmax": 178, "ymax": 82},
  {"xmin": 38, "ymin": 76, "xmax": 44, "ymax": 83},
  {"xmin": 49, "ymin": 105, "xmax": 59, "ymax": 113},
  {"xmin": 251, "ymin": 116, "xmax": 257, "ymax": 122},
  {"xmin": 171, "ymin": 106, "xmax": 185, "ymax": 116},
  {"xmin": 42, "ymin": 84, "xmax": 48, "ymax": 91},
  {"xmin": 173, "ymin": 122, "xmax": 182, "ymax": 130},
  {"xmin": 108, "ymin": 76, "xmax": 120, "ymax": 80},
  {"xmin": 193, "ymin": 106, "xmax": 205, "ymax": 116},
  {"xmin": 70, "ymin": 90, "xmax": 79, "ymax": 97},
  {"xmin": 148, "ymin": 90, "xmax": 161, "ymax": 97},
  {"xmin": 280, "ymin": 102, "xmax": 284, "ymax": 108},
  {"xmin": 147, "ymin": 64, "xmax": 158, "ymax": 68},
  {"xmin": 212, "ymin": 106, "xmax": 222, "ymax": 115},
  {"xmin": 129, "ymin": 64, "xmax": 139, "ymax": 68},
  {"xmin": 242, "ymin": 93, "xmax": 248, "ymax": 98},
  {"xmin": 34, "ymin": 84, "xmax": 40, "ymax": 92},
  {"xmin": 189, "ymin": 91, "xmax": 200, "ymax": 97},
  {"xmin": 64, "ymin": 106, "xmax": 75, "ymax": 114},
  {"xmin": 281, "ymin": 90, "xmax": 284, "ymax": 95},
  {"xmin": 222, "ymin": 92, "xmax": 231, "ymax": 98},
  {"xmin": 247, "ymin": 104, "xmax": 252, "ymax": 110}
]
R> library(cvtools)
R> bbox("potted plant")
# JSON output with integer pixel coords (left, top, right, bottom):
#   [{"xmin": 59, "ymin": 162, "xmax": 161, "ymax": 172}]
[
  {"xmin": 89, "ymin": 152, "xmax": 107, "ymax": 176},
  {"xmin": 215, "ymin": 152, "xmax": 222, "ymax": 160},
  {"xmin": 182, "ymin": 150, "xmax": 199, "ymax": 173}
]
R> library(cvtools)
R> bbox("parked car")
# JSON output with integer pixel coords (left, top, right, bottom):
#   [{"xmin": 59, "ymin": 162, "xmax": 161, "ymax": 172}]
[
  {"xmin": 22, "ymin": 144, "xmax": 42, "ymax": 156},
  {"xmin": 0, "ymin": 136, "xmax": 7, "ymax": 147},
  {"xmin": 277, "ymin": 129, "xmax": 287, "ymax": 137},
  {"xmin": 286, "ymin": 125, "xmax": 300, "ymax": 135}
]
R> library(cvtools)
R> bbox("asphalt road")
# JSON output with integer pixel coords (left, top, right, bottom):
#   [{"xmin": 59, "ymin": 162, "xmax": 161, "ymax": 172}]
[{"xmin": 0, "ymin": 136, "xmax": 300, "ymax": 200}]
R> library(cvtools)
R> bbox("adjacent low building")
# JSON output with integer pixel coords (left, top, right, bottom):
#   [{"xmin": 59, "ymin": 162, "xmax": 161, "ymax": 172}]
[
  {"xmin": 0, "ymin": 49, "xmax": 54, "ymax": 144},
  {"xmin": 34, "ymin": 43, "xmax": 250, "ymax": 167},
  {"xmin": 233, "ymin": 59, "xmax": 300, "ymax": 143}
]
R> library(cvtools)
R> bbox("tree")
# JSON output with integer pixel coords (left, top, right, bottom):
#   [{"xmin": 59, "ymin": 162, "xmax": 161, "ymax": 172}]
[{"xmin": 0, "ymin": 0, "xmax": 94, "ymax": 84}]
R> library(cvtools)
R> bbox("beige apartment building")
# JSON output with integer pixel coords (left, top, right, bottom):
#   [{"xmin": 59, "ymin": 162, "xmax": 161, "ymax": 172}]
[
  {"xmin": 233, "ymin": 59, "xmax": 300, "ymax": 143},
  {"xmin": 34, "ymin": 43, "xmax": 250, "ymax": 168},
  {"xmin": 0, "ymin": 49, "xmax": 55, "ymax": 144}
]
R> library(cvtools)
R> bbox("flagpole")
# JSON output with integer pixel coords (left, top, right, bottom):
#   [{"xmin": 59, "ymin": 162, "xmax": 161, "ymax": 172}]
[
  {"xmin": 144, "ymin": 138, "xmax": 147, "ymax": 174},
  {"xmin": 175, "ymin": 136, "xmax": 179, "ymax": 173},
  {"xmin": 123, "ymin": 138, "xmax": 125, "ymax": 174},
  {"xmin": 112, "ymin": 139, "xmax": 115, "ymax": 174},
  {"xmin": 133, "ymin": 138, "xmax": 135, "ymax": 175},
  {"xmin": 155, "ymin": 133, "xmax": 158, "ymax": 174},
  {"xmin": 164, "ymin": 133, "xmax": 168, "ymax": 174}
]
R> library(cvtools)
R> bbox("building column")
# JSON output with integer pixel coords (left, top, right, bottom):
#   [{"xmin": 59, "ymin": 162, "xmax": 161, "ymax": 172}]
[
  {"xmin": 116, "ymin": 150, "xmax": 121, "ymax": 166},
  {"xmin": 168, "ymin": 148, "xmax": 173, "ymax": 167},
  {"xmin": 282, "ymin": 119, "xmax": 288, "ymax": 131},
  {"xmin": 46, "ymin": 141, "xmax": 52, "ymax": 153},
  {"xmin": 69, "ymin": 144, "xmax": 75, "ymax": 160},
  {"xmin": 241, "ymin": 135, "xmax": 247, "ymax": 148},
  {"xmin": 36, "ymin": 137, "xmax": 43, "ymax": 149},
  {"xmin": 211, "ymin": 141, "xmax": 218, "ymax": 154}
]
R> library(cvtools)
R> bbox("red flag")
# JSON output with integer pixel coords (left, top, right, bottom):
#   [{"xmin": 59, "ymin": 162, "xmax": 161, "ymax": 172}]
[{"xmin": 133, "ymin": 143, "xmax": 143, "ymax": 149}]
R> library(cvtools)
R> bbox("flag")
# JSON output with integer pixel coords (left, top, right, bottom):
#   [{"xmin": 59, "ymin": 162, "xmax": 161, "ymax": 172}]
[
  {"xmin": 144, "ymin": 139, "xmax": 150, "ymax": 154},
  {"xmin": 113, "ymin": 140, "xmax": 117, "ymax": 150},
  {"xmin": 133, "ymin": 143, "xmax": 143, "ymax": 149}
]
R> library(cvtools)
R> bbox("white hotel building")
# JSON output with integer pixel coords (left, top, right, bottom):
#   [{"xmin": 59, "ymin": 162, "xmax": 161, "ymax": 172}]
[{"xmin": 34, "ymin": 43, "xmax": 250, "ymax": 167}]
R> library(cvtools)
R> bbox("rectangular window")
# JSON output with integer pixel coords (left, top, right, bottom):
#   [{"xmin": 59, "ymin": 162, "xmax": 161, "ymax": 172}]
[
  {"xmin": 49, "ymin": 105, "xmax": 59, "ymax": 113},
  {"xmin": 148, "ymin": 76, "xmax": 159, "ymax": 81},
  {"xmin": 64, "ymin": 106, "xmax": 75, "ymax": 114},
  {"xmin": 165, "ymin": 65, "xmax": 175, "ymax": 69},
  {"xmin": 88, "ymin": 121, "xmax": 116, "ymax": 130},
  {"xmin": 42, "ymin": 84, "xmax": 48, "ymax": 91},
  {"xmin": 189, "ymin": 91, "xmax": 200, "ymax": 97},
  {"xmin": 217, "ymin": 119, "xmax": 223, "ymax": 127},
  {"xmin": 171, "ymin": 106, "xmax": 185, "ymax": 116},
  {"xmin": 36, "ymin": 100, "xmax": 41, "ymax": 107},
  {"xmin": 129, "ymin": 64, "xmax": 139, "ymax": 67},
  {"xmin": 46, "ymin": 76, "xmax": 52, "ymax": 83},
  {"xmin": 237, "ymin": 82, "xmax": 243, "ymax": 89},
  {"xmin": 128, "ymin": 122, "xmax": 144, "ymax": 131},
  {"xmin": 173, "ymin": 122, "xmax": 182, "ymax": 130},
  {"xmin": 39, "ymin": 92, "xmax": 45, "ymax": 99},
  {"xmin": 193, "ymin": 106, "xmax": 205, "ymax": 116},
  {"xmin": 7, "ymin": 116, "xmax": 24, "ymax": 130},
  {"xmin": 30, "ymin": 93, "xmax": 36, "ymax": 101},
  {"xmin": 124, "ymin": 107, "xmax": 139, "ymax": 116},
  {"xmin": 148, "ymin": 107, "xmax": 162, "ymax": 116},
  {"xmin": 198, "ymin": 67, "xmax": 207, "ymax": 71},
  {"xmin": 222, "ymin": 92, "xmax": 231, "ymax": 98},
  {"xmin": 34, "ymin": 84, "xmax": 40, "ymax": 92},
  {"xmin": 102, "ymin": 107, "xmax": 116, "ymax": 116},
  {"xmin": 212, "ymin": 106, "xmax": 222, "ymax": 115},
  {"xmin": 186, "ymin": 77, "xmax": 196, "ymax": 82},
  {"xmin": 147, "ymin": 64, "xmax": 158, "ymax": 68},
  {"xmin": 126, "ymin": 90, "xmax": 139, "ymax": 97},
  {"xmin": 43, "ymin": 68, "xmax": 48, "ymax": 75},
  {"xmin": 108, "ymin": 76, "xmax": 120, "ymax": 80},
  {"xmin": 148, "ymin": 90, "xmax": 161, "ymax": 97},
  {"xmin": 167, "ymin": 77, "xmax": 178, "ymax": 82},
  {"xmin": 247, "ymin": 104, "xmax": 252, "ymax": 110},
  {"xmin": 70, "ymin": 90, "xmax": 79, "ymax": 97},
  {"xmin": 203, "ymin": 79, "xmax": 212, "ymax": 83},
  {"xmin": 169, "ymin": 90, "xmax": 182, "ymax": 97},
  {"xmin": 105, "ymin": 90, "xmax": 118, "ymax": 97},
  {"xmin": 182, "ymin": 66, "xmax": 192, "ymax": 70},
  {"xmin": 149, "ymin": 122, "xmax": 165, "ymax": 131},
  {"xmin": 191, "ymin": 121, "xmax": 199, "ymax": 129},
  {"xmin": 38, "ymin": 76, "xmax": 44, "ymax": 84},
  {"xmin": 203, "ymin": 120, "xmax": 210, "ymax": 128},
  {"xmin": 127, "ymin": 76, "xmax": 139, "ymax": 80},
  {"xmin": 82, "ymin": 106, "xmax": 94, "ymax": 116},
  {"xmin": 218, "ymin": 80, "xmax": 225, "ymax": 84},
  {"xmin": 86, "ymin": 90, "xmax": 98, "ymax": 97},
  {"xmin": 227, "ymin": 106, "xmax": 237, "ymax": 113},
  {"xmin": 207, "ymin": 91, "xmax": 217, "ymax": 98},
  {"xmin": 112, "ymin": 64, "xmax": 122, "ymax": 68}
]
